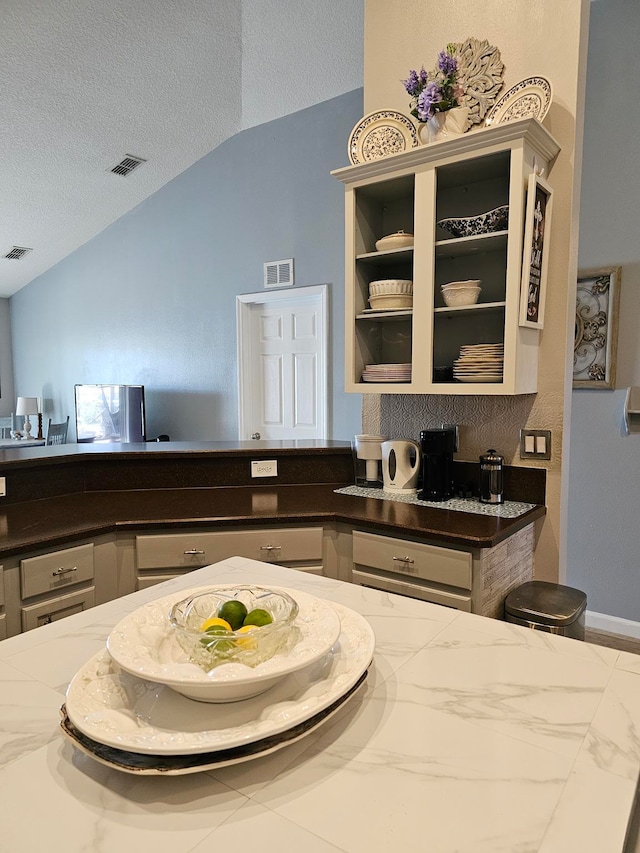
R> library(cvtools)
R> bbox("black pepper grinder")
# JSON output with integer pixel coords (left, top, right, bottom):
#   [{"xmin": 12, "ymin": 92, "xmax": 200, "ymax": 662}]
[{"xmin": 479, "ymin": 449, "xmax": 504, "ymax": 504}]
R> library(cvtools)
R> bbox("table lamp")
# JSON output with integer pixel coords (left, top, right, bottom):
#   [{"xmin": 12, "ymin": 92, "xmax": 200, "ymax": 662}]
[{"xmin": 15, "ymin": 397, "xmax": 39, "ymax": 440}]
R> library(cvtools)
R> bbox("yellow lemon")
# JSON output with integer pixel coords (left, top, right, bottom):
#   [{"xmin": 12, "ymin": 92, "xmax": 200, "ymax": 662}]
[
  {"xmin": 235, "ymin": 624, "xmax": 259, "ymax": 649},
  {"xmin": 200, "ymin": 616, "xmax": 232, "ymax": 632}
]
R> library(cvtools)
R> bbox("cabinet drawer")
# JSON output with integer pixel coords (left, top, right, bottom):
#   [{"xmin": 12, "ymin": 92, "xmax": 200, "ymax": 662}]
[
  {"xmin": 20, "ymin": 544, "xmax": 95, "ymax": 600},
  {"xmin": 136, "ymin": 527, "xmax": 323, "ymax": 570},
  {"xmin": 21, "ymin": 586, "xmax": 96, "ymax": 632},
  {"xmin": 352, "ymin": 569, "xmax": 471, "ymax": 611},
  {"xmin": 353, "ymin": 530, "xmax": 472, "ymax": 590}
]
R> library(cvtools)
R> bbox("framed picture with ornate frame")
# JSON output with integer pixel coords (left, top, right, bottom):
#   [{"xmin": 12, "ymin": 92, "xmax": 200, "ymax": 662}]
[
  {"xmin": 519, "ymin": 172, "xmax": 553, "ymax": 329},
  {"xmin": 573, "ymin": 265, "xmax": 621, "ymax": 389}
]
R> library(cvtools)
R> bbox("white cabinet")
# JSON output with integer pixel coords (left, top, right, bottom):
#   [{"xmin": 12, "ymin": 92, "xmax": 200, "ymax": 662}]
[
  {"xmin": 333, "ymin": 119, "xmax": 560, "ymax": 395},
  {"xmin": 135, "ymin": 526, "xmax": 325, "ymax": 589},
  {"xmin": 352, "ymin": 530, "xmax": 473, "ymax": 611}
]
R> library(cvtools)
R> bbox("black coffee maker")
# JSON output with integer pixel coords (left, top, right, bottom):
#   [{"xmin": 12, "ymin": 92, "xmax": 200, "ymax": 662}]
[{"xmin": 418, "ymin": 428, "xmax": 456, "ymax": 502}]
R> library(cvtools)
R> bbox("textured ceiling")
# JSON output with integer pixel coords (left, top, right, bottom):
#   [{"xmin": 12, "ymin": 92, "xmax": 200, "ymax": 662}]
[{"xmin": 0, "ymin": 0, "xmax": 363, "ymax": 297}]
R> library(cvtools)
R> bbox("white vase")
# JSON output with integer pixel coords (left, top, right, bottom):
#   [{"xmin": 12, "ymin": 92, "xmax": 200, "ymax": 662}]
[{"xmin": 419, "ymin": 106, "xmax": 471, "ymax": 144}]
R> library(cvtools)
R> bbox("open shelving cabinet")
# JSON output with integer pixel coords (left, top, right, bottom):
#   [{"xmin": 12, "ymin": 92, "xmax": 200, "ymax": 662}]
[{"xmin": 332, "ymin": 118, "xmax": 560, "ymax": 395}]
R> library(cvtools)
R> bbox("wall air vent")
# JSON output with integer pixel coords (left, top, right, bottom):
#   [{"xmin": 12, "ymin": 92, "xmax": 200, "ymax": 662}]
[
  {"xmin": 264, "ymin": 258, "xmax": 294, "ymax": 288},
  {"xmin": 4, "ymin": 246, "xmax": 32, "ymax": 260},
  {"xmin": 110, "ymin": 154, "xmax": 146, "ymax": 176}
]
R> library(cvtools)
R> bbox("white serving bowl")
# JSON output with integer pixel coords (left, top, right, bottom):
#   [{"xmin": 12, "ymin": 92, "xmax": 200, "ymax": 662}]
[
  {"xmin": 375, "ymin": 231, "xmax": 414, "ymax": 252},
  {"xmin": 107, "ymin": 585, "xmax": 342, "ymax": 703},
  {"xmin": 369, "ymin": 293, "xmax": 413, "ymax": 310},
  {"xmin": 441, "ymin": 279, "xmax": 482, "ymax": 291},
  {"xmin": 442, "ymin": 286, "xmax": 481, "ymax": 307},
  {"xmin": 369, "ymin": 279, "xmax": 413, "ymax": 297}
]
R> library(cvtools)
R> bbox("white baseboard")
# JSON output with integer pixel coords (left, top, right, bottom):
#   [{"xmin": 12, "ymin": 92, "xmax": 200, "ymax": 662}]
[{"xmin": 586, "ymin": 610, "xmax": 640, "ymax": 639}]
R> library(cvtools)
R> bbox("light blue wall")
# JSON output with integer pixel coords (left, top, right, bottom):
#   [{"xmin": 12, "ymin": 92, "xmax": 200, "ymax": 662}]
[
  {"xmin": 10, "ymin": 89, "xmax": 363, "ymax": 442},
  {"xmin": 0, "ymin": 298, "xmax": 14, "ymax": 416},
  {"xmin": 567, "ymin": 0, "xmax": 640, "ymax": 620}
]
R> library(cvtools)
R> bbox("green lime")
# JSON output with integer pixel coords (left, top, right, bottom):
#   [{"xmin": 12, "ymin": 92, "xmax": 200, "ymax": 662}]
[
  {"xmin": 199, "ymin": 623, "xmax": 233, "ymax": 651},
  {"xmin": 218, "ymin": 600, "xmax": 248, "ymax": 631},
  {"xmin": 243, "ymin": 608, "xmax": 273, "ymax": 627}
]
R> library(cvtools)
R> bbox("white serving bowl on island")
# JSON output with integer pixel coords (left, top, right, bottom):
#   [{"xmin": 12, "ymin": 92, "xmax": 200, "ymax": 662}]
[{"xmin": 106, "ymin": 585, "xmax": 342, "ymax": 703}]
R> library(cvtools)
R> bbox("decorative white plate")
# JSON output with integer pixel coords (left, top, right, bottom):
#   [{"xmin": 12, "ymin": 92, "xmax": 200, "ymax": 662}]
[
  {"xmin": 106, "ymin": 586, "xmax": 342, "ymax": 703},
  {"xmin": 348, "ymin": 110, "xmax": 418, "ymax": 165},
  {"xmin": 455, "ymin": 374, "xmax": 503, "ymax": 383},
  {"xmin": 66, "ymin": 602, "xmax": 374, "ymax": 757},
  {"xmin": 484, "ymin": 77, "xmax": 552, "ymax": 127}
]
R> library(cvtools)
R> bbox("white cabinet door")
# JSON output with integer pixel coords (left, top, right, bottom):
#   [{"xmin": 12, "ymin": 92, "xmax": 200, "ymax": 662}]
[{"xmin": 237, "ymin": 286, "xmax": 327, "ymax": 440}]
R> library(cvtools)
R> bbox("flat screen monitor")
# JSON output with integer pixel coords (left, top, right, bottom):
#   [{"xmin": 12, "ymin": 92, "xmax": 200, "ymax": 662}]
[{"xmin": 74, "ymin": 384, "xmax": 146, "ymax": 443}]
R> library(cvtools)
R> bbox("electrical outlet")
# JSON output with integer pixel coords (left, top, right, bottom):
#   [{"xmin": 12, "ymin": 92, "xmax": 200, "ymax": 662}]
[
  {"xmin": 251, "ymin": 460, "xmax": 278, "ymax": 478},
  {"xmin": 519, "ymin": 429, "xmax": 551, "ymax": 460},
  {"xmin": 0, "ymin": 477, "xmax": 5, "ymax": 497}
]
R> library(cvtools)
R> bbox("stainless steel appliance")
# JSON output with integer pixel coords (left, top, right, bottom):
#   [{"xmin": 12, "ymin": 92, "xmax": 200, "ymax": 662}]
[
  {"xmin": 418, "ymin": 428, "xmax": 455, "ymax": 502},
  {"xmin": 479, "ymin": 449, "xmax": 504, "ymax": 504}
]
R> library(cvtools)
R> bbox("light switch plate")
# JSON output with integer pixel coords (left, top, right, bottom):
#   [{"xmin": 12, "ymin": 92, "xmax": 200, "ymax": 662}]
[
  {"xmin": 519, "ymin": 429, "xmax": 551, "ymax": 460},
  {"xmin": 251, "ymin": 460, "xmax": 278, "ymax": 478}
]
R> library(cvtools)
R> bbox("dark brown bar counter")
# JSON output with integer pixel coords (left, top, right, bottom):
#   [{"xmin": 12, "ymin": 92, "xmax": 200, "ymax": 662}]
[{"xmin": 0, "ymin": 441, "xmax": 545, "ymax": 558}]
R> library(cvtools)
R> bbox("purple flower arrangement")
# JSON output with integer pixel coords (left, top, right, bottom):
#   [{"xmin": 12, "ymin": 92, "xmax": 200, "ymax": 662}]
[{"xmin": 403, "ymin": 44, "xmax": 465, "ymax": 123}]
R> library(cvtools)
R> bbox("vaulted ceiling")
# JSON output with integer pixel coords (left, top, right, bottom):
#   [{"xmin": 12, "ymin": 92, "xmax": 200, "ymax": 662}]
[{"xmin": 1, "ymin": 0, "xmax": 363, "ymax": 297}]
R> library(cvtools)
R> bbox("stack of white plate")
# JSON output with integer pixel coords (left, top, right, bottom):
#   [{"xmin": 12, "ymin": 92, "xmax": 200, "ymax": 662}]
[
  {"xmin": 362, "ymin": 363, "xmax": 412, "ymax": 383},
  {"xmin": 453, "ymin": 344, "xmax": 504, "ymax": 383}
]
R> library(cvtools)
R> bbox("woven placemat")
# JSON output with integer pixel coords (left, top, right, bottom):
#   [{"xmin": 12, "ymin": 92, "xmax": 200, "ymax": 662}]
[{"xmin": 334, "ymin": 485, "xmax": 535, "ymax": 518}]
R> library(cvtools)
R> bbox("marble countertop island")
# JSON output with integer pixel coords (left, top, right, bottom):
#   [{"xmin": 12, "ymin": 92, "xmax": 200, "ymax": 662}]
[{"xmin": 2, "ymin": 558, "xmax": 640, "ymax": 852}]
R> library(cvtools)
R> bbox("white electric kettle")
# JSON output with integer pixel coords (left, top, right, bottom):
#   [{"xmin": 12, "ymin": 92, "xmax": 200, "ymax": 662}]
[{"xmin": 381, "ymin": 439, "xmax": 421, "ymax": 495}]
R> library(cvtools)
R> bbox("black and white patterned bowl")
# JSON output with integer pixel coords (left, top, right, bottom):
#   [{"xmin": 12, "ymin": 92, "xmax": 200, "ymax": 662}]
[{"xmin": 437, "ymin": 205, "xmax": 509, "ymax": 239}]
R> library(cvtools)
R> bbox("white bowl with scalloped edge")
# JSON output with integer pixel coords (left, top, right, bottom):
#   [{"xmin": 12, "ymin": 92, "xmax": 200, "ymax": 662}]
[{"xmin": 106, "ymin": 585, "xmax": 342, "ymax": 703}]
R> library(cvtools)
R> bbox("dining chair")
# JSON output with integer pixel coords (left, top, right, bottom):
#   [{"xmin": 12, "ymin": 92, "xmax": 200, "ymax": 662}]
[{"xmin": 46, "ymin": 416, "xmax": 70, "ymax": 445}]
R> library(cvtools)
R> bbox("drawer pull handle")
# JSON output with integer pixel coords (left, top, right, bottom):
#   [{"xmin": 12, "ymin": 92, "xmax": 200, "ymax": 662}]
[
  {"xmin": 183, "ymin": 549, "xmax": 205, "ymax": 555},
  {"xmin": 392, "ymin": 556, "xmax": 415, "ymax": 565},
  {"xmin": 260, "ymin": 545, "xmax": 281, "ymax": 551},
  {"xmin": 52, "ymin": 566, "xmax": 78, "ymax": 577}
]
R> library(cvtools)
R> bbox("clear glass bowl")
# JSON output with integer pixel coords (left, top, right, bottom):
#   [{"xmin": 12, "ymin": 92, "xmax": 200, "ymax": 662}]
[{"xmin": 169, "ymin": 585, "xmax": 300, "ymax": 673}]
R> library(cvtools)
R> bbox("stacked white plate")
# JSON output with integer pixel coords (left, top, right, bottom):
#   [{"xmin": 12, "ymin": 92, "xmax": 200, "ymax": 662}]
[
  {"xmin": 453, "ymin": 344, "xmax": 504, "ymax": 383},
  {"xmin": 362, "ymin": 363, "xmax": 412, "ymax": 383}
]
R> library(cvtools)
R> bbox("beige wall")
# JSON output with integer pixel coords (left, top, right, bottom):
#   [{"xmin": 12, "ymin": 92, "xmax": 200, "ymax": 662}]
[{"xmin": 362, "ymin": 0, "xmax": 591, "ymax": 580}]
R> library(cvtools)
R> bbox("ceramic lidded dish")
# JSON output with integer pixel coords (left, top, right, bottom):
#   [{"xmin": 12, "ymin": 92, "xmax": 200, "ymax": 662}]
[
  {"xmin": 375, "ymin": 231, "xmax": 414, "ymax": 252},
  {"xmin": 437, "ymin": 204, "xmax": 509, "ymax": 238}
]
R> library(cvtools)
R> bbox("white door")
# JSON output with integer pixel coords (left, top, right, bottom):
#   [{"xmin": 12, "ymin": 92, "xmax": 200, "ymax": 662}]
[{"xmin": 236, "ymin": 285, "xmax": 327, "ymax": 440}]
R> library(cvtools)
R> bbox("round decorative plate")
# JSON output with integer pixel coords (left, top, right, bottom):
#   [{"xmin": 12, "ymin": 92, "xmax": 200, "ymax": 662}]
[
  {"xmin": 484, "ymin": 77, "xmax": 553, "ymax": 127},
  {"xmin": 348, "ymin": 110, "xmax": 418, "ymax": 165},
  {"xmin": 106, "ymin": 586, "xmax": 341, "ymax": 703},
  {"xmin": 65, "ymin": 602, "xmax": 374, "ymax": 758}
]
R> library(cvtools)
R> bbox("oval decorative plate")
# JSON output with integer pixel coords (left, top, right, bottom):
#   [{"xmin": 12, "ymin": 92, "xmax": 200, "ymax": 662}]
[
  {"xmin": 484, "ymin": 77, "xmax": 552, "ymax": 127},
  {"xmin": 348, "ymin": 110, "xmax": 418, "ymax": 165}
]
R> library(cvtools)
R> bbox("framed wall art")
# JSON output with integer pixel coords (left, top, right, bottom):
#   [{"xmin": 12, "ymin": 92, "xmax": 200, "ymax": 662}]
[
  {"xmin": 519, "ymin": 172, "xmax": 553, "ymax": 329},
  {"xmin": 573, "ymin": 265, "xmax": 621, "ymax": 389}
]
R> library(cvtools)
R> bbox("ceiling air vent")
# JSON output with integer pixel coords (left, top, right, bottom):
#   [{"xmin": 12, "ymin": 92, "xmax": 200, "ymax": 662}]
[
  {"xmin": 110, "ymin": 154, "xmax": 146, "ymax": 176},
  {"xmin": 4, "ymin": 246, "xmax": 32, "ymax": 260},
  {"xmin": 264, "ymin": 258, "xmax": 294, "ymax": 288}
]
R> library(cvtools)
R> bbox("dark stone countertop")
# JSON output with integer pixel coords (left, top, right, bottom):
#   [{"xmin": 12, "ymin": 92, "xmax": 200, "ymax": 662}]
[{"xmin": 0, "ymin": 483, "xmax": 545, "ymax": 559}]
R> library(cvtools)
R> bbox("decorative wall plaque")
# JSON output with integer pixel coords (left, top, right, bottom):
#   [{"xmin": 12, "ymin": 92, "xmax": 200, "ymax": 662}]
[
  {"xmin": 573, "ymin": 266, "xmax": 621, "ymax": 389},
  {"xmin": 447, "ymin": 37, "xmax": 505, "ymax": 125}
]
